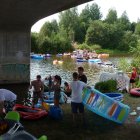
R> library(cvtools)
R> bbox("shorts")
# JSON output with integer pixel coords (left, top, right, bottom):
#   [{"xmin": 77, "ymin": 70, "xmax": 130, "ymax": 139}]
[
  {"xmin": 4, "ymin": 100, "xmax": 16, "ymax": 113},
  {"xmin": 71, "ymin": 102, "xmax": 84, "ymax": 114},
  {"xmin": 54, "ymin": 93, "xmax": 61, "ymax": 100},
  {"xmin": 33, "ymin": 91, "xmax": 42, "ymax": 104},
  {"xmin": 130, "ymin": 79, "xmax": 135, "ymax": 83}
]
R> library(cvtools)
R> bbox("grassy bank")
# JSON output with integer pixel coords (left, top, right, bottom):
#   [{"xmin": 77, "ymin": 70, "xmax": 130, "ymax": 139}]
[
  {"xmin": 96, "ymin": 49, "xmax": 131, "ymax": 57},
  {"xmin": 22, "ymin": 93, "xmax": 140, "ymax": 140}
]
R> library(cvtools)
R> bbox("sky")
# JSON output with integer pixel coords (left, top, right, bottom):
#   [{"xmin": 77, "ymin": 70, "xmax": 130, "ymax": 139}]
[{"xmin": 31, "ymin": 0, "xmax": 140, "ymax": 32}]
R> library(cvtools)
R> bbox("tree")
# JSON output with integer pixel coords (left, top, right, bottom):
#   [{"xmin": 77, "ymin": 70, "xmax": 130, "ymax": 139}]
[
  {"xmin": 59, "ymin": 7, "xmax": 80, "ymax": 42},
  {"xmin": 118, "ymin": 11, "xmax": 131, "ymax": 31},
  {"xmin": 39, "ymin": 20, "xmax": 58, "ymax": 37},
  {"xmin": 105, "ymin": 8, "xmax": 118, "ymax": 24},
  {"xmin": 135, "ymin": 22, "xmax": 140, "ymax": 36},
  {"xmin": 80, "ymin": 3, "xmax": 102, "ymax": 23},
  {"xmin": 118, "ymin": 31, "xmax": 138, "ymax": 51},
  {"xmin": 31, "ymin": 33, "xmax": 39, "ymax": 53},
  {"xmin": 85, "ymin": 20, "xmax": 109, "ymax": 48},
  {"xmin": 79, "ymin": 3, "xmax": 102, "ymax": 42},
  {"xmin": 130, "ymin": 40, "xmax": 140, "ymax": 69}
]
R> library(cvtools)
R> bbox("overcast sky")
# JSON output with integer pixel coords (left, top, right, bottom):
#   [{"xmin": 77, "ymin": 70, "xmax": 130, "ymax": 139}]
[{"xmin": 31, "ymin": 0, "xmax": 140, "ymax": 32}]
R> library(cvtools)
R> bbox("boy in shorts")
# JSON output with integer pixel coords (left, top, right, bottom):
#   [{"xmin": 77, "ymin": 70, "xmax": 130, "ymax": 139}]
[{"xmin": 70, "ymin": 72, "xmax": 89, "ymax": 127}]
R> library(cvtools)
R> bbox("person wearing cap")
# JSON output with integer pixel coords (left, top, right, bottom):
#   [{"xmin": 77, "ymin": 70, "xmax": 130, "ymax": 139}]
[{"xmin": 30, "ymin": 75, "xmax": 44, "ymax": 108}]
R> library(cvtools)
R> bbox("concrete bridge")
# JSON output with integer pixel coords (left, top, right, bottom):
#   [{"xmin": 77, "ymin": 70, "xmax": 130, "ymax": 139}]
[{"xmin": 0, "ymin": 0, "xmax": 92, "ymax": 84}]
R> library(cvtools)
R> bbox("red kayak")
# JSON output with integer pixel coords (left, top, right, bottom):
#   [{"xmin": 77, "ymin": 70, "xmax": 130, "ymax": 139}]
[{"xmin": 13, "ymin": 104, "xmax": 48, "ymax": 120}]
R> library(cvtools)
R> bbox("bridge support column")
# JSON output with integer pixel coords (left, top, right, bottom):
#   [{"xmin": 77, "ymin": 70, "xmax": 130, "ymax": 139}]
[
  {"xmin": 0, "ymin": 27, "xmax": 30, "ymax": 84},
  {"xmin": 0, "ymin": 27, "xmax": 31, "ymax": 103}
]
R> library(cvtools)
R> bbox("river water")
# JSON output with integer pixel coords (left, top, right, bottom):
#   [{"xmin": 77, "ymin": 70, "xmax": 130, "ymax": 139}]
[{"xmin": 30, "ymin": 56, "xmax": 129, "ymax": 86}]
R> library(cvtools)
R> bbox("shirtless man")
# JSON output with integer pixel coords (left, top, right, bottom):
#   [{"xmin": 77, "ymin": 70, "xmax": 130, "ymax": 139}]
[{"xmin": 30, "ymin": 75, "xmax": 44, "ymax": 108}]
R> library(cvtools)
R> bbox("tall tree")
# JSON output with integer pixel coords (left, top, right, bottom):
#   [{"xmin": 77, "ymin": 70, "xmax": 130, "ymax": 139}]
[
  {"xmin": 79, "ymin": 3, "xmax": 102, "ymax": 42},
  {"xmin": 39, "ymin": 20, "xmax": 58, "ymax": 37},
  {"xmin": 118, "ymin": 11, "xmax": 131, "ymax": 31},
  {"xmin": 31, "ymin": 33, "xmax": 39, "ymax": 53},
  {"xmin": 59, "ymin": 7, "xmax": 80, "ymax": 42},
  {"xmin": 135, "ymin": 22, "xmax": 140, "ymax": 36},
  {"xmin": 105, "ymin": 8, "xmax": 118, "ymax": 24}
]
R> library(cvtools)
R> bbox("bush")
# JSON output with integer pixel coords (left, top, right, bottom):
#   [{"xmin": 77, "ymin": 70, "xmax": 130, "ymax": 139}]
[{"xmin": 94, "ymin": 79, "xmax": 117, "ymax": 93}]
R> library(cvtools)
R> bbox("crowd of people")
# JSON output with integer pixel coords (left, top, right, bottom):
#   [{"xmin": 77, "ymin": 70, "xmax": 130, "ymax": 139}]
[{"xmin": 0, "ymin": 65, "xmax": 138, "ymax": 127}]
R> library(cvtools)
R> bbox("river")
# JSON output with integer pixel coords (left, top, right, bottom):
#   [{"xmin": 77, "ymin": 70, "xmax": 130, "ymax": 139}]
[{"xmin": 30, "ymin": 56, "xmax": 130, "ymax": 86}]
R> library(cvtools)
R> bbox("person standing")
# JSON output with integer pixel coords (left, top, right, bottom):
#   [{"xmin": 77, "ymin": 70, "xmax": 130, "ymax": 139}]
[
  {"xmin": 30, "ymin": 75, "xmax": 44, "ymax": 108},
  {"xmin": 130, "ymin": 67, "xmax": 138, "ymax": 89},
  {"xmin": 64, "ymin": 82, "xmax": 71, "ymax": 97},
  {"xmin": 53, "ymin": 75, "xmax": 61, "ymax": 107},
  {"xmin": 78, "ymin": 66, "xmax": 87, "ymax": 83},
  {"xmin": 70, "ymin": 72, "xmax": 89, "ymax": 127},
  {"xmin": 0, "ymin": 89, "xmax": 17, "ymax": 115}
]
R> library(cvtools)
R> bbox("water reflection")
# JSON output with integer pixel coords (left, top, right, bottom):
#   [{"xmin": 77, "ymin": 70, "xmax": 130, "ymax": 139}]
[{"xmin": 30, "ymin": 56, "xmax": 119, "ymax": 86}]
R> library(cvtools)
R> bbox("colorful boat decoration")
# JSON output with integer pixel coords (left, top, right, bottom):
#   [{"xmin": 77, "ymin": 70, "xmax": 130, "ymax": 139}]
[{"xmin": 82, "ymin": 88, "xmax": 130, "ymax": 124}]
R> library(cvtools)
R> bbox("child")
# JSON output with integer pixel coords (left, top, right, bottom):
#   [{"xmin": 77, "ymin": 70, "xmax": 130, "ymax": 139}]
[
  {"xmin": 64, "ymin": 82, "xmax": 71, "ymax": 97},
  {"xmin": 70, "ymin": 72, "xmax": 89, "ymax": 127},
  {"xmin": 78, "ymin": 67, "xmax": 87, "ymax": 83},
  {"xmin": 53, "ymin": 75, "xmax": 61, "ymax": 107}
]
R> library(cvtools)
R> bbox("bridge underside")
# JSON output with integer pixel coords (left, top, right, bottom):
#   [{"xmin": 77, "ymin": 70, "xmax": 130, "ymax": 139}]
[
  {"xmin": 0, "ymin": 0, "xmax": 92, "ymax": 84},
  {"xmin": 0, "ymin": 0, "xmax": 92, "ymax": 29}
]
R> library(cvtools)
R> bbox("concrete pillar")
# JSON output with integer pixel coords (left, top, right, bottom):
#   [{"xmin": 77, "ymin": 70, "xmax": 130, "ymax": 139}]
[{"xmin": 0, "ymin": 27, "xmax": 30, "ymax": 84}]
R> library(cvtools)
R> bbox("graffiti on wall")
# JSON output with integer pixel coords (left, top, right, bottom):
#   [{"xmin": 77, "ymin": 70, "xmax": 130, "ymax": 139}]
[{"xmin": 0, "ymin": 63, "xmax": 29, "ymax": 83}]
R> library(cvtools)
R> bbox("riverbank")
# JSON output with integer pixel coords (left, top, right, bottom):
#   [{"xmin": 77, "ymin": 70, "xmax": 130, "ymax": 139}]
[
  {"xmin": 22, "ymin": 92, "xmax": 140, "ymax": 140},
  {"xmin": 96, "ymin": 49, "xmax": 131, "ymax": 57}
]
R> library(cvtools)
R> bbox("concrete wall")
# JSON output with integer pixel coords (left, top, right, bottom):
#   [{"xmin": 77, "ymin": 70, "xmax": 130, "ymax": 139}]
[{"xmin": 0, "ymin": 29, "xmax": 30, "ymax": 84}]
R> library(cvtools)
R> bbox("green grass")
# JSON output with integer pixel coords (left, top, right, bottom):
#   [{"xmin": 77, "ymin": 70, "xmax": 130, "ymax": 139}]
[
  {"xmin": 96, "ymin": 49, "xmax": 131, "ymax": 57},
  {"xmin": 21, "ymin": 93, "xmax": 140, "ymax": 140}
]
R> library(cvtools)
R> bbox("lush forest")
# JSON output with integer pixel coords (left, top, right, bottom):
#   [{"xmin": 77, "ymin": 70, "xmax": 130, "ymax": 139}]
[{"xmin": 31, "ymin": 3, "xmax": 140, "ymax": 55}]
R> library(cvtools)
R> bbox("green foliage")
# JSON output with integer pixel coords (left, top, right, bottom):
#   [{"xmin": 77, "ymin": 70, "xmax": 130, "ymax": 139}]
[
  {"xmin": 118, "ymin": 31, "xmax": 138, "ymax": 51},
  {"xmin": 105, "ymin": 8, "xmax": 118, "ymax": 24},
  {"xmin": 117, "ymin": 58, "xmax": 132, "ymax": 73},
  {"xmin": 31, "ymin": 3, "xmax": 140, "ymax": 55},
  {"xmin": 117, "ymin": 11, "xmax": 131, "ymax": 31},
  {"xmin": 135, "ymin": 23, "xmax": 140, "ymax": 36},
  {"xmin": 86, "ymin": 20, "xmax": 108, "ymax": 46},
  {"xmin": 77, "ymin": 43, "xmax": 101, "ymax": 51},
  {"xmin": 130, "ymin": 40, "xmax": 140, "ymax": 71},
  {"xmin": 59, "ymin": 7, "xmax": 80, "ymax": 42},
  {"xmin": 31, "ymin": 33, "xmax": 39, "ymax": 53},
  {"xmin": 95, "ymin": 79, "xmax": 117, "ymax": 93},
  {"xmin": 39, "ymin": 20, "xmax": 58, "ymax": 37}
]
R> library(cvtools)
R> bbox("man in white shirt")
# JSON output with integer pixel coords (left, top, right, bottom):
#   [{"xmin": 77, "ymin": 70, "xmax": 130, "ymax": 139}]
[
  {"xmin": 70, "ymin": 72, "xmax": 89, "ymax": 126},
  {"xmin": 0, "ymin": 89, "xmax": 17, "ymax": 114}
]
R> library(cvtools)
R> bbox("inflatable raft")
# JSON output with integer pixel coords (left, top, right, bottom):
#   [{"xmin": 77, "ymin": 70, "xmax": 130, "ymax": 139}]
[
  {"xmin": 35, "ymin": 92, "xmax": 68, "ymax": 107},
  {"xmin": 88, "ymin": 59, "xmax": 102, "ymax": 63},
  {"xmin": 82, "ymin": 88, "xmax": 130, "ymax": 124},
  {"xmin": 105, "ymin": 93, "xmax": 123, "ymax": 102},
  {"xmin": 76, "ymin": 59, "xmax": 88, "ymax": 62},
  {"xmin": 13, "ymin": 104, "xmax": 48, "ymax": 120},
  {"xmin": 30, "ymin": 54, "xmax": 45, "ymax": 59},
  {"xmin": 130, "ymin": 88, "xmax": 140, "ymax": 96}
]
